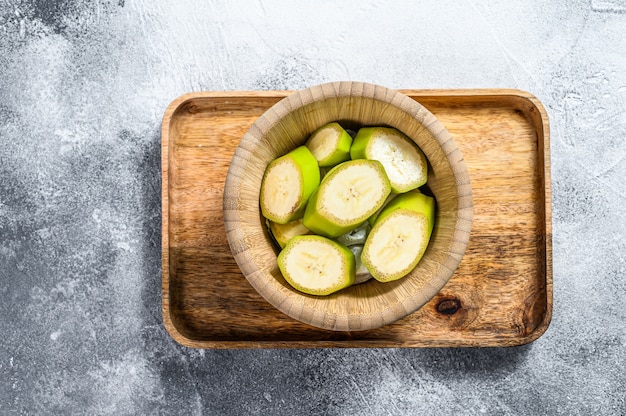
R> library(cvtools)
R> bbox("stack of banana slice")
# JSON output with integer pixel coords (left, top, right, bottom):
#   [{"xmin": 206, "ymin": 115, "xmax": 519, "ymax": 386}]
[{"xmin": 260, "ymin": 123, "xmax": 434, "ymax": 296}]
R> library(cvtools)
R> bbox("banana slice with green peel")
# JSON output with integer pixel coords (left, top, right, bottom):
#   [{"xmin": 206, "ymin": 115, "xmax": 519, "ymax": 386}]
[
  {"xmin": 303, "ymin": 159, "xmax": 391, "ymax": 238},
  {"xmin": 362, "ymin": 190, "xmax": 435, "ymax": 283},
  {"xmin": 268, "ymin": 218, "xmax": 311, "ymax": 249},
  {"xmin": 260, "ymin": 146, "xmax": 320, "ymax": 224},
  {"xmin": 306, "ymin": 122, "xmax": 353, "ymax": 167},
  {"xmin": 349, "ymin": 245, "xmax": 373, "ymax": 284},
  {"xmin": 350, "ymin": 127, "xmax": 428, "ymax": 193},
  {"xmin": 278, "ymin": 235, "xmax": 355, "ymax": 296}
]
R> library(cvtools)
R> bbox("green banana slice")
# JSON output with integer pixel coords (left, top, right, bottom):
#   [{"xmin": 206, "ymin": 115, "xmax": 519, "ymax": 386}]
[
  {"xmin": 306, "ymin": 122, "xmax": 353, "ymax": 167},
  {"xmin": 361, "ymin": 190, "xmax": 435, "ymax": 282},
  {"xmin": 303, "ymin": 159, "xmax": 391, "ymax": 238},
  {"xmin": 278, "ymin": 235, "xmax": 355, "ymax": 296},
  {"xmin": 260, "ymin": 146, "xmax": 320, "ymax": 224},
  {"xmin": 350, "ymin": 127, "xmax": 428, "ymax": 193},
  {"xmin": 268, "ymin": 218, "xmax": 311, "ymax": 249}
]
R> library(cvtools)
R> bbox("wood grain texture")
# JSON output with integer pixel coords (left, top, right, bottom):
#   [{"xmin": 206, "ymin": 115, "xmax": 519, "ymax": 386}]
[{"xmin": 161, "ymin": 88, "xmax": 552, "ymax": 348}]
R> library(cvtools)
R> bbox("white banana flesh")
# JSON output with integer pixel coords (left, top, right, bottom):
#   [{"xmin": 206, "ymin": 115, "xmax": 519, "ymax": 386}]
[
  {"xmin": 368, "ymin": 132, "xmax": 426, "ymax": 193},
  {"xmin": 261, "ymin": 159, "xmax": 302, "ymax": 220},
  {"xmin": 363, "ymin": 210, "xmax": 429, "ymax": 282},
  {"xmin": 303, "ymin": 159, "xmax": 391, "ymax": 238},
  {"xmin": 351, "ymin": 127, "xmax": 427, "ymax": 193},
  {"xmin": 278, "ymin": 235, "xmax": 355, "ymax": 296},
  {"xmin": 306, "ymin": 122, "xmax": 352, "ymax": 167},
  {"xmin": 260, "ymin": 146, "xmax": 320, "ymax": 224},
  {"xmin": 320, "ymin": 163, "xmax": 388, "ymax": 223},
  {"xmin": 307, "ymin": 128, "xmax": 338, "ymax": 162}
]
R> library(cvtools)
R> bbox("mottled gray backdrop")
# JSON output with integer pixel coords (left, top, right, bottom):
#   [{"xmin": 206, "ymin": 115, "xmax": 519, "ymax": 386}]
[{"xmin": 1, "ymin": 1, "xmax": 625, "ymax": 415}]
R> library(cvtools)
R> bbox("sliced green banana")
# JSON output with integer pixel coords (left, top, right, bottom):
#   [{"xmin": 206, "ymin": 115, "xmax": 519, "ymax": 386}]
[
  {"xmin": 277, "ymin": 235, "xmax": 355, "ymax": 296},
  {"xmin": 349, "ymin": 245, "xmax": 373, "ymax": 284},
  {"xmin": 306, "ymin": 122, "xmax": 353, "ymax": 167},
  {"xmin": 260, "ymin": 146, "xmax": 320, "ymax": 224},
  {"xmin": 268, "ymin": 218, "xmax": 311, "ymax": 249},
  {"xmin": 362, "ymin": 190, "xmax": 435, "ymax": 283},
  {"xmin": 350, "ymin": 127, "xmax": 428, "ymax": 193},
  {"xmin": 303, "ymin": 159, "xmax": 391, "ymax": 238}
]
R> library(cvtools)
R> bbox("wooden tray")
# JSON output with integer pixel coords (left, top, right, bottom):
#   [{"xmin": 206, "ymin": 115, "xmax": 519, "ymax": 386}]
[{"xmin": 161, "ymin": 89, "xmax": 552, "ymax": 349}]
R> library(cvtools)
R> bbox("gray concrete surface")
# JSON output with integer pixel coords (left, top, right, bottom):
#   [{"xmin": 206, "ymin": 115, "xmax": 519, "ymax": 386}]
[{"xmin": 1, "ymin": 1, "xmax": 625, "ymax": 415}]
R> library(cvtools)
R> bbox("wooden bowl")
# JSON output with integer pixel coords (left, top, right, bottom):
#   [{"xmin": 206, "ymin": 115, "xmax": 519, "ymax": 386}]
[{"xmin": 223, "ymin": 81, "xmax": 472, "ymax": 331}]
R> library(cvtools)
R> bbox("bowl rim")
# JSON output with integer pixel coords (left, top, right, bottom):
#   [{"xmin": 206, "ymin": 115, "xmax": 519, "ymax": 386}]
[{"xmin": 223, "ymin": 81, "xmax": 473, "ymax": 331}]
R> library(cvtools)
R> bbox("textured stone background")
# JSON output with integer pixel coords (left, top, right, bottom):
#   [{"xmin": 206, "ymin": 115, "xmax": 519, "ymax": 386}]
[{"xmin": 1, "ymin": 1, "xmax": 625, "ymax": 415}]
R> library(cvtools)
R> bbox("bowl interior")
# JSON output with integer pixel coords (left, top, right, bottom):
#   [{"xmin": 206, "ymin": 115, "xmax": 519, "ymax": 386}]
[{"xmin": 224, "ymin": 82, "xmax": 472, "ymax": 331}]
